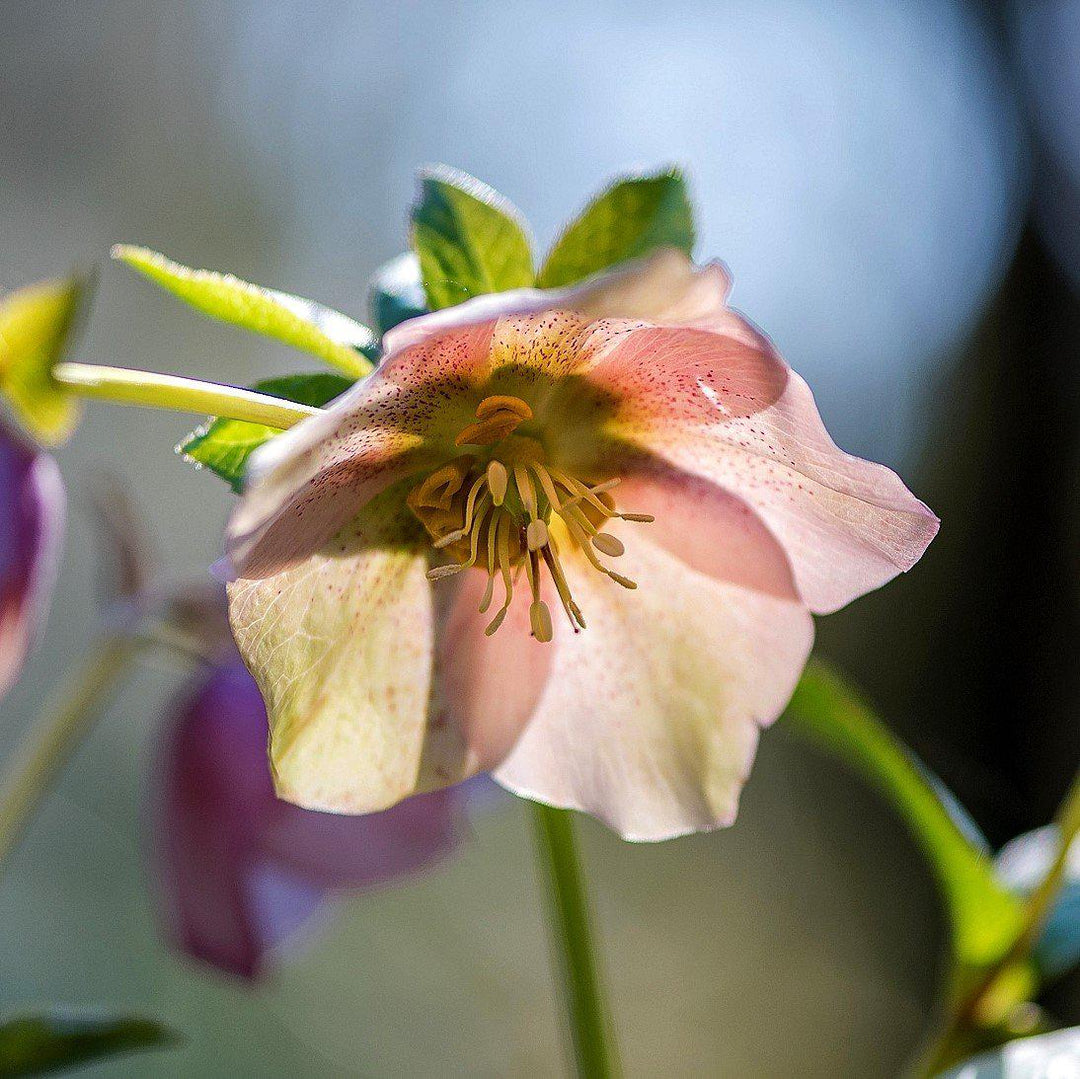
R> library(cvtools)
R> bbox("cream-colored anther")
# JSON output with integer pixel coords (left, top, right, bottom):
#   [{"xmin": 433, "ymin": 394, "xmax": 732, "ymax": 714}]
[
  {"xmin": 486, "ymin": 460, "xmax": 508, "ymax": 505},
  {"xmin": 526, "ymin": 519, "xmax": 549, "ymax": 551},
  {"xmin": 530, "ymin": 600, "xmax": 553, "ymax": 643},
  {"xmin": 592, "ymin": 533, "xmax": 624, "ymax": 557}
]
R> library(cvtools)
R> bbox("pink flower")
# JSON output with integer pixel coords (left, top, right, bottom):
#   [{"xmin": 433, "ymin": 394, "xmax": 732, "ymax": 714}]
[
  {"xmin": 153, "ymin": 654, "xmax": 464, "ymax": 979},
  {"xmin": 0, "ymin": 420, "xmax": 65, "ymax": 700},
  {"xmin": 224, "ymin": 251, "xmax": 938, "ymax": 841}
]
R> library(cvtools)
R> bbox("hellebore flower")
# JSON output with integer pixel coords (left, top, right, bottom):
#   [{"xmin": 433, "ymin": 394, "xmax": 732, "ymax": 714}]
[
  {"xmin": 224, "ymin": 251, "xmax": 938, "ymax": 841},
  {"xmin": 0, "ymin": 421, "xmax": 65, "ymax": 700},
  {"xmin": 154, "ymin": 652, "xmax": 465, "ymax": 979}
]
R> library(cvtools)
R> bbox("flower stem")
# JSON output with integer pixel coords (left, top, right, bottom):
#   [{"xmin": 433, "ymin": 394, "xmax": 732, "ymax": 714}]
[
  {"xmin": 530, "ymin": 801, "xmax": 621, "ymax": 1078},
  {"xmin": 53, "ymin": 362, "xmax": 320, "ymax": 428},
  {"xmin": 0, "ymin": 635, "xmax": 139, "ymax": 867}
]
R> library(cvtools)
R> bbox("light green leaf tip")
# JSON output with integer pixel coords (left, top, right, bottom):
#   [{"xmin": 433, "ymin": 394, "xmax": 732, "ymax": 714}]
[
  {"xmin": 179, "ymin": 372, "xmax": 354, "ymax": 491},
  {"xmin": 0, "ymin": 274, "xmax": 88, "ymax": 446},
  {"xmin": 785, "ymin": 661, "xmax": 1026, "ymax": 1001},
  {"xmin": 410, "ymin": 165, "xmax": 535, "ymax": 310},
  {"xmin": 537, "ymin": 166, "xmax": 695, "ymax": 289},
  {"xmin": 0, "ymin": 1009, "xmax": 176, "ymax": 1076},
  {"xmin": 112, "ymin": 245, "xmax": 376, "ymax": 377}
]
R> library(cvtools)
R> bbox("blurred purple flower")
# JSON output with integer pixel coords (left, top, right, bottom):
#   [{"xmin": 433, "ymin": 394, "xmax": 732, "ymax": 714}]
[
  {"xmin": 152, "ymin": 655, "xmax": 466, "ymax": 980},
  {"xmin": 0, "ymin": 420, "xmax": 65, "ymax": 700}
]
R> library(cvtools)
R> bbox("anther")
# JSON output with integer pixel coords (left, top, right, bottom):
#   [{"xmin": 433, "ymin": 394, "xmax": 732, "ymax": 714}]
[
  {"xmin": 526, "ymin": 519, "xmax": 549, "ymax": 550},
  {"xmin": 487, "ymin": 460, "xmax": 508, "ymax": 505},
  {"xmin": 530, "ymin": 600, "xmax": 553, "ymax": 642},
  {"xmin": 592, "ymin": 533, "xmax": 624, "ymax": 557}
]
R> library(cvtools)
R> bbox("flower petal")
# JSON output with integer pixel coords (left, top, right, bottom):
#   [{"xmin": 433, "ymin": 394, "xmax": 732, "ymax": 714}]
[
  {"xmin": 0, "ymin": 425, "xmax": 65, "ymax": 700},
  {"xmin": 154, "ymin": 657, "xmax": 464, "ymax": 979},
  {"xmin": 228, "ymin": 489, "xmax": 437, "ymax": 814},
  {"xmin": 493, "ymin": 534, "xmax": 814, "ymax": 841},
  {"xmin": 614, "ymin": 462, "xmax": 799, "ymax": 601},
  {"xmin": 599, "ymin": 332, "xmax": 937, "ymax": 612},
  {"xmin": 230, "ymin": 485, "xmax": 552, "ymax": 811}
]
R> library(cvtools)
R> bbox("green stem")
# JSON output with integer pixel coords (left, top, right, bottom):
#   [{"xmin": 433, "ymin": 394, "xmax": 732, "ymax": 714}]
[
  {"xmin": 0, "ymin": 636, "xmax": 139, "ymax": 867},
  {"xmin": 53, "ymin": 362, "xmax": 320, "ymax": 428},
  {"xmin": 530, "ymin": 801, "xmax": 620, "ymax": 1078}
]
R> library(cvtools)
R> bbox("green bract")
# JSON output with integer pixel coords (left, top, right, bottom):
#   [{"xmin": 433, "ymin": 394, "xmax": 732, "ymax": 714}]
[
  {"xmin": 0, "ymin": 275, "xmax": 87, "ymax": 445},
  {"xmin": 537, "ymin": 167, "xmax": 695, "ymax": 289},
  {"xmin": 0, "ymin": 1011, "xmax": 174, "ymax": 1076},
  {"xmin": 410, "ymin": 166, "xmax": 535, "ymax": 310},
  {"xmin": 785, "ymin": 662, "xmax": 1026, "ymax": 1004},
  {"xmin": 113, "ymin": 246, "xmax": 377, "ymax": 377},
  {"xmin": 180, "ymin": 373, "xmax": 355, "ymax": 491}
]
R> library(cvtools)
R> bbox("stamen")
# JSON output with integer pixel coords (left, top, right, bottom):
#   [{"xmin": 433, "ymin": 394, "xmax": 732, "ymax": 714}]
[
  {"xmin": 526, "ymin": 518, "xmax": 549, "ymax": 551},
  {"xmin": 487, "ymin": 460, "xmax": 508, "ymax": 505},
  {"xmin": 408, "ymin": 413, "xmax": 655, "ymax": 641},
  {"xmin": 592, "ymin": 533, "xmax": 624, "ymax": 557},
  {"xmin": 530, "ymin": 600, "xmax": 553, "ymax": 642}
]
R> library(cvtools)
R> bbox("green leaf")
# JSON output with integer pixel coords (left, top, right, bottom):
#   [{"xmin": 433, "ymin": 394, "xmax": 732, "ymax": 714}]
[
  {"xmin": 180, "ymin": 372, "xmax": 354, "ymax": 491},
  {"xmin": 537, "ymin": 167, "xmax": 695, "ymax": 288},
  {"xmin": 785, "ymin": 661, "xmax": 1025, "ymax": 1001},
  {"xmin": 369, "ymin": 252, "xmax": 428, "ymax": 336},
  {"xmin": 113, "ymin": 246, "xmax": 377, "ymax": 377},
  {"xmin": 0, "ymin": 275, "xmax": 88, "ymax": 445},
  {"xmin": 0, "ymin": 1010, "xmax": 175, "ymax": 1076},
  {"xmin": 938, "ymin": 1027, "xmax": 1080, "ymax": 1076},
  {"xmin": 410, "ymin": 166, "xmax": 534, "ymax": 310},
  {"xmin": 997, "ymin": 825, "xmax": 1080, "ymax": 979}
]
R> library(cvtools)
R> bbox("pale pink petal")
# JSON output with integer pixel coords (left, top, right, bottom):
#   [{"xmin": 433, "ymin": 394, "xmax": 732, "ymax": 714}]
[
  {"xmin": 383, "ymin": 249, "xmax": 739, "ymax": 353},
  {"xmin": 229, "ymin": 494, "xmax": 435, "ymax": 814},
  {"xmin": 493, "ymin": 534, "xmax": 814, "ymax": 841},
  {"xmin": 230, "ymin": 251, "xmax": 752, "ymax": 580},
  {"xmin": 229, "ymin": 488, "xmax": 548, "ymax": 812},
  {"xmin": 0, "ymin": 425, "xmax": 65, "ymax": 700},
  {"xmin": 595, "ymin": 327, "xmax": 937, "ymax": 613},
  {"xmin": 227, "ymin": 322, "xmax": 499, "ymax": 578},
  {"xmin": 425, "ymin": 569, "xmax": 553, "ymax": 777},
  {"xmin": 614, "ymin": 463, "xmax": 799, "ymax": 601}
]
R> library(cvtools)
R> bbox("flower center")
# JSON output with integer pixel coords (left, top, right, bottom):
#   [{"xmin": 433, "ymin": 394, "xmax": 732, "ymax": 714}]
[{"xmin": 406, "ymin": 394, "xmax": 653, "ymax": 642}]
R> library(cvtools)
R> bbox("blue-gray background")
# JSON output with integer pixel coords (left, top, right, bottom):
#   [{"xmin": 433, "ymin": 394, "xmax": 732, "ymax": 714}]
[{"xmin": 3, "ymin": 1, "xmax": 1078, "ymax": 1074}]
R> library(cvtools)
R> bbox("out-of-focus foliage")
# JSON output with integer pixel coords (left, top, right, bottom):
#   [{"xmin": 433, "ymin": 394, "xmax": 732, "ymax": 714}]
[
  {"xmin": 997, "ymin": 825, "xmax": 1080, "ymax": 980},
  {"xmin": 179, "ymin": 373, "xmax": 354, "ymax": 491},
  {"xmin": 369, "ymin": 253, "xmax": 428, "ymax": 337},
  {"xmin": 537, "ymin": 168, "xmax": 694, "ymax": 288},
  {"xmin": 113, "ymin": 246, "xmax": 376, "ymax": 376},
  {"xmin": 0, "ymin": 277, "xmax": 86, "ymax": 445},
  {"xmin": 785, "ymin": 663, "xmax": 1026, "ymax": 1002},
  {"xmin": 0, "ymin": 1011, "xmax": 174, "ymax": 1076},
  {"xmin": 939, "ymin": 1026, "xmax": 1080, "ymax": 1077},
  {"xmin": 410, "ymin": 166, "xmax": 535, "ymax": 309}
]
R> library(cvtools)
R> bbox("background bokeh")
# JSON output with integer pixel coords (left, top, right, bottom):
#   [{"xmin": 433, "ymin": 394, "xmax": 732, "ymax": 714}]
[{"xmin": 1, "ymin": 1, "xmax": 1077, "ymax": 1074}]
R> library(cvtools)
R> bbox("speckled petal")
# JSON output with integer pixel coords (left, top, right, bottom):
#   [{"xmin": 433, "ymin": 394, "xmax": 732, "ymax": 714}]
[
  {"xmin": 614, "ymin": 462, "xmax": 798, "ymax": 600},
  {"xmin": 493, "ymin": 533, "xmax": 814, "ymax": 842},
  {"xmin": 0, "ymin": 425, "xmax": 64, "ymax": 699},
  {"xmin": 596, "ymin": 334, "xmax": 937, "ymax": 613},
  {"xmin": 228, "ymin": 487, "xmax": 437, "ymax": 813}
]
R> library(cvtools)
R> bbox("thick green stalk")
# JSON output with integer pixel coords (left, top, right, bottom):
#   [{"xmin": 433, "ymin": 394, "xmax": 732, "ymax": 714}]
[
  {"xmin": 0, "ymin": 636, "xmax": 139, "ymax": 867},
  {"xmin": 53, "ymin": 362, "xmax": 319, "ymax": 428},
  {"xmin": 530, "ymin": 801, "xmax": 621, "ymax": 1078}
]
